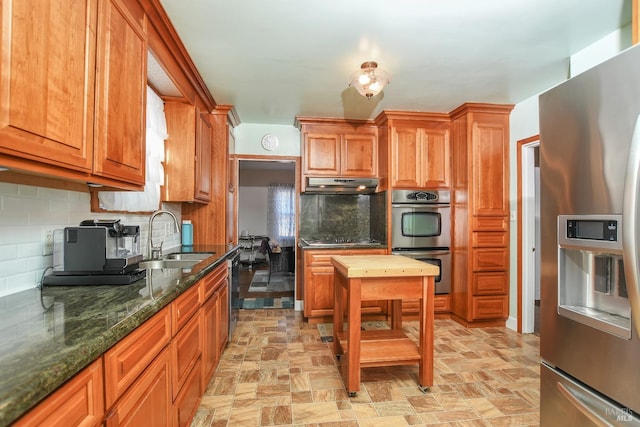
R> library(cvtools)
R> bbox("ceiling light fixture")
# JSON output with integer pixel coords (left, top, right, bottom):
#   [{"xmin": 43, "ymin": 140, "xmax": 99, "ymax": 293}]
[{"xmin": 349, "ymin": 61, "xmax": 390, "ymax": 99}]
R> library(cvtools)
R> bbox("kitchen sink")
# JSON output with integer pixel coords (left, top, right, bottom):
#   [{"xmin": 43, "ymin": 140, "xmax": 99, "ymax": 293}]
[
  {"xmin": 139, "ymin": 259, "xmax": 202, "ymax": 270},
  {"xmin": 164, "ymin": 252, "xmax": 214, "ymax": 261}
]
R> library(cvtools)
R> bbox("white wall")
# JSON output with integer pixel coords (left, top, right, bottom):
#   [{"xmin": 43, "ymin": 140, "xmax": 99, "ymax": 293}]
[
  {"xmin": 238, "ymin": 186, "xmax": 268, "ymax": 236},
  {"xmin": 0, "ymin": 182, "xmax": 181, "ymax": 297},
  {"xmin": 234, "ymin": 123, "xmax": 301, "ymax": 156}
]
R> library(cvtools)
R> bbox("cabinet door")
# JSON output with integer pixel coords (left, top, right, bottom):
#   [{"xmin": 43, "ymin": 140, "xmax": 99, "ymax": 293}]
[
  {"xmin": 194, "ymin": 109, "xmax": 212, "ymax": 201},
  {"xmin": 104, "ymin": 307, "xmax": 171, "ymax": 408},
  {"xmin": 471, "ymin": 114, "xmax": 509, "ymax": 216},
  {"xmin": 171, "ymin": 311, "xmax": 202, "ymax": 400},
  {"xmin": 422, "ymin": 127, "xmax": 450, "ymax": 188},
  {"xmin": 201, "ymin": 291, "xmax": 220, "ymax": 387},
  {"xmin": 14, "ymin": 359, "xmax": 104, "ymax": 427},
  {"xmin": 217, "ymin": 283, "xmax": 229, "ymax": 353},
  {"xmin": 304, "ymin": 265, "xmax": 336, "ymax": 318},
  {"xmin": 391, "ymin": 127, "xmax": 422, "ymax": 187},
  {"xmin": 104, "ymin": 347, "xmax": 172, "ymax": 427},
  {"xmin": 94, "ymin": 0, "xmax": 146, "ymax": 185},
  {"xmin": 303, "ymin": 133, "xmax": 340, "ymax": 176},
  {"xmin": 342, "ymin": 133, "xmax": 377, "ymax": 176},
  {"xmin": 0, "ymin": 0, "xmax": 96, "ymax": 172}
]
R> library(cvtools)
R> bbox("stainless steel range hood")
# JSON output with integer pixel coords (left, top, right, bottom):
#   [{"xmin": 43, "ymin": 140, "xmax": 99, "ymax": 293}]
[{"xmin": 304, "ymin": 177, "xmax": 379, "ymax": 194}]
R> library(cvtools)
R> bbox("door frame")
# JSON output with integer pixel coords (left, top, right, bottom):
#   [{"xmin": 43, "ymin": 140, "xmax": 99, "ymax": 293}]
[
  {"xmin": 517, "ymin": 135, "xmax": 540, "ymax": 333},
  {"xmin": 235, "ymin": 155, "xmax": 301, "ymax": 305}
]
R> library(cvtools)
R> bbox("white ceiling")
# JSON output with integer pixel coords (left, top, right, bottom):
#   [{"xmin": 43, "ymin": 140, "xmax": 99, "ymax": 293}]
[{"xmin": 158, "ymin": 0, "xmax": 631, "ymax": 126}]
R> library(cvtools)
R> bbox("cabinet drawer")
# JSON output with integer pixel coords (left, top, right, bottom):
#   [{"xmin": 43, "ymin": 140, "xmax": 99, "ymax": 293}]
[
  {"xmin": 402, "ymin": 294, "xmax": 450, "ymax": 315},
  {"xmin": 471, "ymin": 296, "xmax": 508, "ymax": 320},
  {"xmin": 472, "ymin": 216, "xmax": 507, "ymax": 231},
  {"xmin": 200, "ymin": 263, "xmax": 227, "ymax": 302},
  {"xmin": 473, "ymin": 272, "xmax": 508, "ymax": 295},
  {"xmin": 171, "ymin": 312, "xmax": 202, "ymax": 400},
  {"xmin": 104, "ymin": 307, "xmax": 171, "ymax": 407},
  {"xmin": 105, "ymin": 347, "xmax": 172, "ymax": 427},
  {"xmin": 15, "ymin": 359, "xmax": 104, "ymax": 427},
  {"xmin": 472, "ymin": 248, "xmax": 508, "ymax": 271},
  {"xmin": 172, "ymin": 284, "xmax": 201, "ymax": 335},
  {"xmin": 472, "ymin": 231, "xmax": 507, "ymax": 247},
  {"xmin": 304, "ymin": 251, "xmax": 336, "ymax": 266},
  {"xmin": 434, "ymin": 294, "xmax": 451, "ymax": 312}
]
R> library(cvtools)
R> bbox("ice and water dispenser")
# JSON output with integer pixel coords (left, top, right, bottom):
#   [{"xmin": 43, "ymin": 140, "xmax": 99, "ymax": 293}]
[{"xmin": 557, "ymin": 215, "xmax": 632, "ymax": 339}]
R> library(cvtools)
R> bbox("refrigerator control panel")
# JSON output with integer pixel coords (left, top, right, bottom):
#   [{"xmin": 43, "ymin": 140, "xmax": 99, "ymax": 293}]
[{"xmin": 566, "ymin": 219, "xmax": 618, "ymax": 241}]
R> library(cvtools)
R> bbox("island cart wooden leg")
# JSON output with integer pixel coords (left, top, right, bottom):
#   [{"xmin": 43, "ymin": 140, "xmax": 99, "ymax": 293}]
[
  {"xmin": 390, "ymin": 299, "xmax": 402, "ymax": 330},
  {"xmin": 333, "ymin": 270, "xmax": 346, "ymax": 357},
  {"xmin": 418, "ymin": 276, "xmax": 435, "ymax": 391},
  {"xmin": 345, "ymin": 277, "xmax": 362, "ymax": 396}
]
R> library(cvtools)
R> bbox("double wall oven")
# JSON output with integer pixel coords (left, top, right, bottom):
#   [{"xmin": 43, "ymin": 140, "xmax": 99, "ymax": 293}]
[{"xmin": 391, "ymin": 189, "xmax": 451, "ymax": 294}]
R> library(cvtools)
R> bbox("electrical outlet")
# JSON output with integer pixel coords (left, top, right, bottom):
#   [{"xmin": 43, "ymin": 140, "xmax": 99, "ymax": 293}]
[{"xmin": 42, "ymin": 229, "xmax": 55, "ymax": 256}]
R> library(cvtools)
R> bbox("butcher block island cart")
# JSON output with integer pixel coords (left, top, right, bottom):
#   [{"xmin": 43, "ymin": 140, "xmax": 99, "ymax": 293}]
[{"xmin": 331, "ymin": 255, "xmax": 439, "ymax": 396}]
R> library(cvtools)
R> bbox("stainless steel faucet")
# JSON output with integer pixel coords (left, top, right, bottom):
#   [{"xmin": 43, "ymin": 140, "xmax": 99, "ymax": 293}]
[{"xmin": 148, "ymin": 210, "xmax": 181, "ymax": 260}]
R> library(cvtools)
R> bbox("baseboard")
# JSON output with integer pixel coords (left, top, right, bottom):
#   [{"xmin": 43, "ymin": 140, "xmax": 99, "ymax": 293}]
[
  {"xmin": 506, "ymin": 316, "xmax": 517, "ymax": 331},
  {"xmin": 295, "ymin": 299, "xmax": 303, "ymax": 312}
]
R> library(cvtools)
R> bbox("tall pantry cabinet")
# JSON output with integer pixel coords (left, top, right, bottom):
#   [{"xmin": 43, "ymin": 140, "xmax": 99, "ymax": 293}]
[{"xmin": 450, "ymin": 103, "xmax": 514, "ymax": 327}]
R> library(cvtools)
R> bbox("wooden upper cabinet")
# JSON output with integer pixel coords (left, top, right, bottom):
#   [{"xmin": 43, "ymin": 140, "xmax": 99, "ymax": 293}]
[
  {"xmin": 0, "ymin": 0, "xmax": 97, "ymax": 172},
  {"xmin": 194, "ymin": 109, "xmax": 213, "ymax": 201},
  {"xmin": 391, "ymin": 122, "xmax": 450, "ymax": 188},
  {"xmin": 0, "ymin": 0, "xmax": 147, "ymax": 189},
  {"xmin": 470, "ymin": 113, "xmax": 510, "ymax": 216},
  {"xmin": 297, "ymin": 118, "xmax": 378, "ymax": 180},
  {"xmin": 303, "ymin": 133, "xmax": 341, "ymax": 176},
  {"xmin": 376, "ymin": 112, "xmax": 450, "ymax": 190},
  {"xmin": 342, "ymin": 133, "xmax": 378, "ymax": 176},
  {"xmin": 162, "ymin": 102, "xmax": 211, "ymax": 203},
  {"xmin": 94, "ymin": 0, "xmax": 147, "ymax": 186}
]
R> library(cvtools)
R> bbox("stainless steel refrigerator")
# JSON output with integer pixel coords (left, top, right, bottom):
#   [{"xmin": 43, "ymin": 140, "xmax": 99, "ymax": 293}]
[{"xmin": 539, "ymin": 45, "xmax": 640, "ymax": 425}]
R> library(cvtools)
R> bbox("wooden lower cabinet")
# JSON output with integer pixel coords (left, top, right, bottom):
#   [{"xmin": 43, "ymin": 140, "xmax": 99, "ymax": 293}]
[
  {"xmin": 302, "ymin": 248, "xmax": 387, "ymax": 322},
  {"xmin": 401, "ymin": 294, "xmax": 451, "ymax": 320},
  {"xmin": 200, "ymin": 262, "xmax": 229, "ymax": 389},
  {"xmin": 171, "ymin": 312, "xmax": 202, "ymax": 400},
  {"xmin": 104, "ymin": 307, "xmax": 172, "ymax": 407},
  {"xmin": 174, "ymin": 358, "xmax": 203, "ymax": 427},
  {"xmin": 104, "ymin": 348, "xmax": 172, "ymax": 427},
  {"xmin": 14, "ymin": 359, "xmax": 104, "ymax": 427},
  {"xmin": 18, "ymin": 263, "xmax": 231, "ymax": 427}
]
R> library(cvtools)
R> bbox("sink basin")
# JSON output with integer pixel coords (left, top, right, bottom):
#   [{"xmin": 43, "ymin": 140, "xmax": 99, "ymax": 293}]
[
  {"xmin": 139, "ymin": 259, "xmax": 201, "ymax": 270},
  {"xmin": 164, "ymin": 252, "xmax": 214, "ymax": 261}
]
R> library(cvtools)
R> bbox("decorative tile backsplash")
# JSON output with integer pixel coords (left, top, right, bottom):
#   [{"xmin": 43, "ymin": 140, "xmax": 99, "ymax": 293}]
[{"xmin": 299, "ymin": 192, "xmax": 386, "ymax": 242}]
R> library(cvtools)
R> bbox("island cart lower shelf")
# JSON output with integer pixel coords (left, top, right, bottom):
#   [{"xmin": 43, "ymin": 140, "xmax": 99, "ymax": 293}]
[
  {"xmin": 335, "ymin": 329, "xmax": 422, "ymax": 367},
  {"xmin": 331, "ymin": 255, "xmax": 439, "ymax": 396}
]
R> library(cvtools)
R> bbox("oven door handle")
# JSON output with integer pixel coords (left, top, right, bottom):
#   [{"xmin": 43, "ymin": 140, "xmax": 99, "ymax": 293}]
[
  {"xmin": 392, "ymin": 204, "xmax": 450, "ymax": 209},
  {"xmin": 392, "ymin": 250, "xmax": 450, "ymax": 257}
]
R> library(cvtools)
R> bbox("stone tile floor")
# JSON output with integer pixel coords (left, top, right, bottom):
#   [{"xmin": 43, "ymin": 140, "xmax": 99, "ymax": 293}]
[{"xmin": 191, "ymin": 309, "xmax": 541, "ymax": 426}]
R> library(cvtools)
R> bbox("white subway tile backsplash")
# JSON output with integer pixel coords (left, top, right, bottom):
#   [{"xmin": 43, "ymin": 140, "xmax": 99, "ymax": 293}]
[
  {"xmin": 0, "ymin": 244, "xmax": 18, "ymax": 261},
  {"xmin": 0, "ymin": 259, "xmax": 28, "ymax": 277},
  {"xmin": 0, "ymin": 182, "xmax": 182, "ymax": 297},
  {"xmin": 0, "ymin": 182, "xmax": 19, "ymax": 196}
]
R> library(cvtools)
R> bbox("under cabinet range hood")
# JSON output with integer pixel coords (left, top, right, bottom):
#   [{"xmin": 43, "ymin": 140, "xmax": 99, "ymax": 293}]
[{"xmin": 304, "ymin": 177, "xmax": 379, "ymax": 194}]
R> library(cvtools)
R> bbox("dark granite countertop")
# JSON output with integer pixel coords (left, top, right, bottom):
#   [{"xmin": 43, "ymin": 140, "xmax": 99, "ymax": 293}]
[
  {"xmin": 0, "ymin": 244, "xmax": 240, "ymax": 427},
  {"xmin": 298, "ymin": 242, "xmax": 388, "ymax": 250}
]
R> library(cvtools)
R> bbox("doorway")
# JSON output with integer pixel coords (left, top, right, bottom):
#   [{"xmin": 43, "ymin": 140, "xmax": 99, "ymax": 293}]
[
  {"xmin": 237, "ymin": 158, "xmax": 298, "ymax": 309},
  {"xmin": 517, "ymin": 136, "xmax": 540, "ymax": 334}
]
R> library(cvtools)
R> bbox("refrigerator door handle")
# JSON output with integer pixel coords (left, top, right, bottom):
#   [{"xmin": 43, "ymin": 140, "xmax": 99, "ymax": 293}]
[
  {"xmin": 556, "ymin": 382, "xmax": 609, "ymax": 427},
  {"xmin": 622, "ymin": 114, "xmax": 640, "ymax": 337}
]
